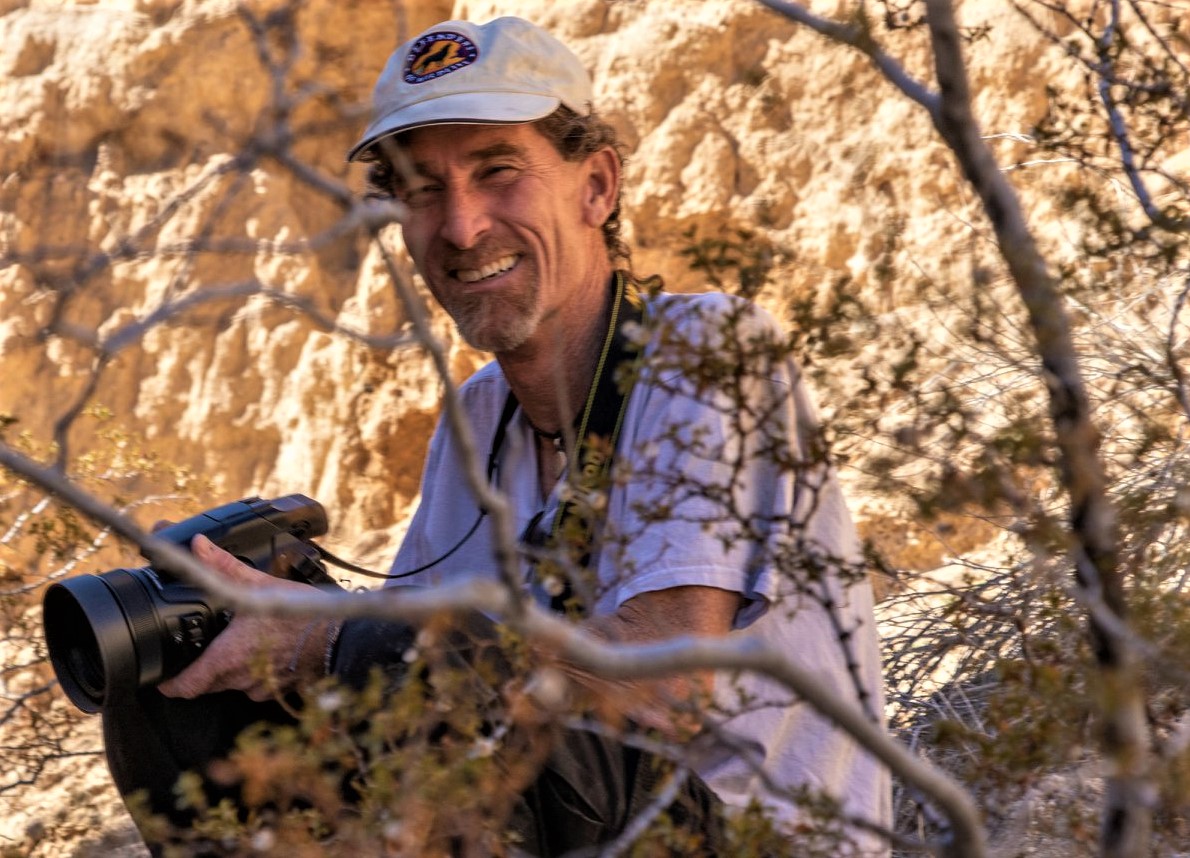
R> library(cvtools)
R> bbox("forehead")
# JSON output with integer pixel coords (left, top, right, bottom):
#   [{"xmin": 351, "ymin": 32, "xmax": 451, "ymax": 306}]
[{"xmin": 398, "ymin": 122, "xmax": 559, "ymax": 168}]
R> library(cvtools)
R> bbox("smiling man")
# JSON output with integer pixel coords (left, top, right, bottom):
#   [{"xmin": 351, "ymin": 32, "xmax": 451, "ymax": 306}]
[
  {"xmin": 110, "ymin": 15, "xmax": 891, "ymax": 857},
  {"xmin": 395, "ymin": 123, "xmax": 610, "ymax": 360}
]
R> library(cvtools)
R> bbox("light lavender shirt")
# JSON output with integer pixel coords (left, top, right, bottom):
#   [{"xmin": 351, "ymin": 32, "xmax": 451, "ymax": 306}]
[{"xmin": 389, "ymin": 291, "xmax": 891, "ymax": 852}]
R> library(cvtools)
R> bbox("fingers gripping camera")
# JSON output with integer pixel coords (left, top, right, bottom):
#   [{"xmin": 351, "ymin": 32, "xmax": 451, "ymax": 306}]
[{"xmin": 42, "ymin": 495, "xmax": 336, "ymax": 713}]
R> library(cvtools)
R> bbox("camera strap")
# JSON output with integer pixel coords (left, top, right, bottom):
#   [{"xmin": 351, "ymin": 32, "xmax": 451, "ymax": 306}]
[
  {"xmin": 380, "ymin": 271, "xmax": 652, "ymax": 604},
  {"xmin": 502, "ymin": 270, "xmax": 650, "ymax": 615}
]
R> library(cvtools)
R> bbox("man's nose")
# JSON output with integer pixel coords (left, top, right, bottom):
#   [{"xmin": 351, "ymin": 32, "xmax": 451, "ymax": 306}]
[{"xmin": 439, "ymin": 188, "xmax": 490, "ymax": 249}]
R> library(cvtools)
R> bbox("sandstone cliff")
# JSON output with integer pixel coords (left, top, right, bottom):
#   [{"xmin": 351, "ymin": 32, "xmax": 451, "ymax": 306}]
[
  {"xmin": 3, "ymin": 0, "xmax": 1186, "ymax": 854},
  {"xmin": 0, "ymin": 0, "xmax": 1089, "ymax": 563}
]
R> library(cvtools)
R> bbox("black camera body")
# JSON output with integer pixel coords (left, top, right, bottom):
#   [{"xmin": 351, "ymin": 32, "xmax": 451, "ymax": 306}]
[{"xmin": 43, "ymin": 494, "xmax": 336, "ymax": 713}]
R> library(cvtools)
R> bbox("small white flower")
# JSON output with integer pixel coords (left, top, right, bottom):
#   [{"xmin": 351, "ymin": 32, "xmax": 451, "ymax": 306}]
[
  {"xmin": 470, "ymin": 736, "xmax": 497, "ymax": 758},
  {"xmin": 383, "ymin": 820, "xmax": 404, "ymax": 843},
  {"xmin": 525, "ymin": 667, "xmax": 569, "ymax": 710},
  {"xmin": 251, "ymin": 828, "xmax": 276, "ymax": 852},
  {"xmin": 317, "ymin": 689, "xmax": 344, "ymax": 712}
]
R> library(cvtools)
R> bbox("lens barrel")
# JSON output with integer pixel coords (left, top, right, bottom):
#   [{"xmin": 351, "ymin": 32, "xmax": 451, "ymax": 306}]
[
  {"xmin": 41, "ymin": 495, "xmax": 329, "ymax": 712},
  {"xmin": 42, "ymin": 571, "xmax": 151, "ymax": 714},
  {"xmin": 45, "ymin": 566, "xmax": 233, "ymax": 713}
]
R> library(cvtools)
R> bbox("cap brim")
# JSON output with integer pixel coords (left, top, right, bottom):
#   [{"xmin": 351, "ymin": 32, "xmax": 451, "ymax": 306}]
[{"xmin": 347, "ymin": 91, "xmax": 561, "ymax": 161}]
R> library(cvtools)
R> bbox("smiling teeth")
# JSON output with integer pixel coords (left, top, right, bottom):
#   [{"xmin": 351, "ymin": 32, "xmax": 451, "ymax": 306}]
[{"xmin": 457, "ymin": 255, "xmax": 518, "ymax": 283}]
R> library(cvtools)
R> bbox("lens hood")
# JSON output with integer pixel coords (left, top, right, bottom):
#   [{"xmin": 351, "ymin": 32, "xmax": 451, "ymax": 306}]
[{"xmin": 43, "ymin": 572, "xmax": 144, "ymax": 713}]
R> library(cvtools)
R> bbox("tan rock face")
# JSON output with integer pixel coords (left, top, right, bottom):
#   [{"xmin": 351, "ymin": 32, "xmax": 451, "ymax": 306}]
[
  {"xmin": 1, "ymin": 0, "xmax": 1182, "ymax": 557},
  {"xmin": 1, "ymin": 0, "xmax": 454, "ymax": 560},
  {"xmin": 5, "ymin": 1, "xmax": 1190, "ymax": 854}
]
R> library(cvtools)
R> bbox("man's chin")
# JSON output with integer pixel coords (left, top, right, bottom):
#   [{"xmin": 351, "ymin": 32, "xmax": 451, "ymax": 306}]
[
  {"xmin": 456, "ymin": 318, "xmax": 537, "ymax": 354},
  {"xmin": 450, "ymin": 301, "xmax": 542, "ymax": 354}
]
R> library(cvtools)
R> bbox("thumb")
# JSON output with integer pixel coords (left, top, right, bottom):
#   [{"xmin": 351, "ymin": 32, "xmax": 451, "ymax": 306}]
[{"xmin": 191, "ymin": 534, "xmax": 269, "ymax": 587}]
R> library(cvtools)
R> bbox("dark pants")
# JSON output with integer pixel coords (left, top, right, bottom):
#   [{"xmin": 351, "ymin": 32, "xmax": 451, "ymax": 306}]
[{"xmin": 103, "ymin": 616, "xmax": 725, "ymax": 856}]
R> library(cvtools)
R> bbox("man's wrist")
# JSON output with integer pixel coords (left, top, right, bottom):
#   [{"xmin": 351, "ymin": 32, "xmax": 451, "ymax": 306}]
[
  {"xmin": 286, "ymin": 618, "xmax": 343, "ymax": 680},
  {"xmin": 287, "ymin": 620, "xmax": 321, "ymax": 674},
  {"xmin": 324, "ymin": 619, "xmax": 343, "ymax": 676}
]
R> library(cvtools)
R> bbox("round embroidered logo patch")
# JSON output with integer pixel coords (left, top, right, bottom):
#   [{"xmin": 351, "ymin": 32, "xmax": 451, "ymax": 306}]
[{"xmin": 404, "ymin": 32, "xmax": 479, "ymax": 84}]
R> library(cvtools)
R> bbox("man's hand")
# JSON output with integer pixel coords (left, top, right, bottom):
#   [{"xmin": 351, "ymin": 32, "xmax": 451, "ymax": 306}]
[{"xmin": 156, "ymin": 534, "xmax": 329, "ymax": 701}]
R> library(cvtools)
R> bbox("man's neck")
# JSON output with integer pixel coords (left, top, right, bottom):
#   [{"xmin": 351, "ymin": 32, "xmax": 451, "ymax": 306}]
[{"xmin": 496, "ymin": 268, "xmax": 616, "ymax": 437}]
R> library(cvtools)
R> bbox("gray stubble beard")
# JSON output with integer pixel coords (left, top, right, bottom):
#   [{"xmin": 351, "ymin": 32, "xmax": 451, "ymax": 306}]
[{"xmin": 446, "ymin": 286, "xmax": 543, "ymax": 354}]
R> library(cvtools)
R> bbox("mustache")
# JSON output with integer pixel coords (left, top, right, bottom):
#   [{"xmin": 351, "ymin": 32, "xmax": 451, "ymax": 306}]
[{"xmin": 443, "ymin": 244, "xmax": 520, "ymax": 270}]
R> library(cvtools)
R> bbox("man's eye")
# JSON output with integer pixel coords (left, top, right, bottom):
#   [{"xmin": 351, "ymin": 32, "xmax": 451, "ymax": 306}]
[
  {"xmin": 482, "ymin": 165, "xmax": 517, "ymax": 180},
  {"xmin": 401, "ymin": 184, "xmax": 442, "ymax": 207}
]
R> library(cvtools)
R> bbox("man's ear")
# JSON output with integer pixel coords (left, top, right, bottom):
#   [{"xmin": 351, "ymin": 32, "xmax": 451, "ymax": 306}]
[{"xmin": 580, "ymin": 146, "xmax": 621, "ymax": 228}]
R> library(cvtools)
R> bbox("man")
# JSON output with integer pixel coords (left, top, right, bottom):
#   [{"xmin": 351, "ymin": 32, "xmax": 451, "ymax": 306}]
[{"xmin": 140, "ymin": 15, "xmax": 889, "ymax": 856}]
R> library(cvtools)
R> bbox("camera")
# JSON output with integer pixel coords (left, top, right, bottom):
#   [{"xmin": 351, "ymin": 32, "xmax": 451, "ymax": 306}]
[{"xmin": 42, "ymin": 494, "xmax": 336, "ymax": 713}]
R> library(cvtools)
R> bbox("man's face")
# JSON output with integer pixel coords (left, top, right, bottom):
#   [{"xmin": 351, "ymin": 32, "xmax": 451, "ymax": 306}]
[{"xmin": 393, "ymin": 122, "xmax": 606, "ymax": 354}]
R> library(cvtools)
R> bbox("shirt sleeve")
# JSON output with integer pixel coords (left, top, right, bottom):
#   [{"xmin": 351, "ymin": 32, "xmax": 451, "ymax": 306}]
[{"xmin": 595, "ymin": 293, "xmax": 863, "ymax": 629}]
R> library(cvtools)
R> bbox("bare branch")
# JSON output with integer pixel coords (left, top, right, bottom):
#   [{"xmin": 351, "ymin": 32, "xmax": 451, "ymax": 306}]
[
  {"xmin": 757, "ymin": 0, "xmax": 1162, "ymax": 853},
  {"xmin": 370, "ymin": 234, "xmax": 528, "ymax": 612},
  {"xmin": 756, "ymin": 0, "xmax": 940, "ymax": 113},
  {"xmin": 1091, "ymin": 0, "xmax": 1190, "ymax": 232},
  {"xmin": 919, "ymin": 3, "xmax": 1153, "ymax": 851},
  {"xmin": 526, "ymin": 617, "xmax": 984, "ymax": 858},
  {"xmin": 1164, "ymin": 270, "xmax": 1190, "ymax": 421},
  {"xmin": 0, "ymin": 434, "xmax": 975, "ymax": 856}
]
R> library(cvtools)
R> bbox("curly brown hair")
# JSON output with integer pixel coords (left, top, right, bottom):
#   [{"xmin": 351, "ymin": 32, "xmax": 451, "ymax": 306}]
[{"xmin": 357, "ymin": 107, "xmax": 631, "ymax": 266}]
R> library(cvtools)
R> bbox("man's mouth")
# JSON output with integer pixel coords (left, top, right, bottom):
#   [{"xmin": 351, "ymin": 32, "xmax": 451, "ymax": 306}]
[{"xmin": 454, "ymin": 254, "xmax": 520, "ymax": 284}]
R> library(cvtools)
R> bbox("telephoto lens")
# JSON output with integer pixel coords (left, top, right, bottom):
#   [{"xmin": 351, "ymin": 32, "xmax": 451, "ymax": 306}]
[{"xmin": 42, "ymin": 495, "xmax": 330, "ymax": 713}]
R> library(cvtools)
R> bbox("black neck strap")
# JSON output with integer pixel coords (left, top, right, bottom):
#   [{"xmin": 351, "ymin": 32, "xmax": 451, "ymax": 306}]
[{"xmin": 499, "ymin": 270, "xmax": 648, "ymax": 614}]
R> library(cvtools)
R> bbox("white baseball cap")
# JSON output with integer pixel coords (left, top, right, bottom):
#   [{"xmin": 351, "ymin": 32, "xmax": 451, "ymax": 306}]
[{"xmin": 347, "ymin": 17, "xmax": 594, "ymax": 162}]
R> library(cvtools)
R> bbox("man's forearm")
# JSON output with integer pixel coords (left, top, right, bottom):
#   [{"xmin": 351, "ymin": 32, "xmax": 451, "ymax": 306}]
[{"xmin": 555, "ymin": 585, "xmax": 743, "ymax": 732}]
